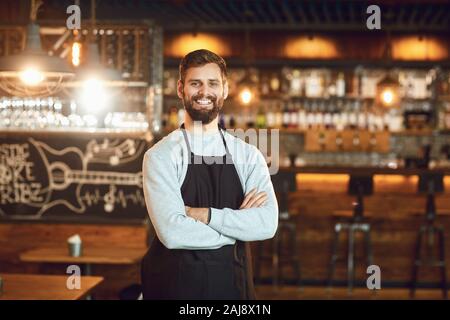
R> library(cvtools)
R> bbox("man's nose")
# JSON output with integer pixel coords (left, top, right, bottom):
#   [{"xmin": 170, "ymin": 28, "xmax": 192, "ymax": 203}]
[{"xmin": 198, "ymin": 84, "xmax": 211, "ymax": 96}]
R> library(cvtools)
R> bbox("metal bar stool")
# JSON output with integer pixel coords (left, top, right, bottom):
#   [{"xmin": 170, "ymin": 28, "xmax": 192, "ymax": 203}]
[
  {"xmin": 255, "ymin": 171, "xmax": 302, "ymax": 288},
  {"xmin": 328, "ymin": 174, "xmax": 374, "ymax": 293},
  {"xmin": 410, "ymin": 172, "xmax": 448, "ymax": 299}
]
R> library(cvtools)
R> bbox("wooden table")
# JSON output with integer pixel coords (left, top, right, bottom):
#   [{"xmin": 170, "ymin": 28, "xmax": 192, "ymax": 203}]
[
  {"xmin": 0, "ymin": 273, "xmax": 103, "ymax": 300},
  {"xmin": 20, "ymin": 246, "xmax": 147, "ymax": 299},
  {"xmin": 20, "ymin": 247, "xmax": 147, "ymax": 275},
  {"xmin": 20, "ymin": 247, "xmax": 146, "ymax": 265}
]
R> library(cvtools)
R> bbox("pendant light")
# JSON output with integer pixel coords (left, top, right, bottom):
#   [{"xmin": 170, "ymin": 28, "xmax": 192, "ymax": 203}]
[{"xmin": 0, "ymin": 0, "xmax": 74, "ymax": 97}]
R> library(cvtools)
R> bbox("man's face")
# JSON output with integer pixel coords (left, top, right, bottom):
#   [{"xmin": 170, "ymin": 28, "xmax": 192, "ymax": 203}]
[{"xmin": 177, "ymin": 63, "xmax": 229, "ymax": 125}]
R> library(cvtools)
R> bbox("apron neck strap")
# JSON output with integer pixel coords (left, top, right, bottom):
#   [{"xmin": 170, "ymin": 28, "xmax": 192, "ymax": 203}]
[{"xmin": 180, "ymin": 123, "xmax": 230, "ymax": 156}]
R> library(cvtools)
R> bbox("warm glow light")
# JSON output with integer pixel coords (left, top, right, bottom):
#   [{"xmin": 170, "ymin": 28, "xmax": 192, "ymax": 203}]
[
  {"xmin": 381, "ymin": 89, "xmax": 394, "ymax": 105},
  {"xmin": 239, "ymin": 88, "xmax": 252, "ymax": 105},
  {"xmin": 297, "ymin": 173, "xmax": 349, "ymax": 183},
  {"xmin": 19, "ymin": 68, "xmax": 44, "ymax": 86},
  {"xmin": 79, "ymin": 78, "xmax": 109, "ymax": 113},
  {"xmin": 72, "ymin": 42, "xmax": 81, "ymax": 67},
  {"xmin": 165, "ymin": 33, "xmax": 231, "ymax": 57},
  {"xmin": 285, "ymin": 36, "xmax": 338, "ymax": 59},
  {"xmin": 393, "ymin": 36, "xmax": 447, "ymax": 61}
]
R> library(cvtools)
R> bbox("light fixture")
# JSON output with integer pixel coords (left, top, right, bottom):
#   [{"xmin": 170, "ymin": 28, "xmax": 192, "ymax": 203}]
[
  {"xmin": 71, "ymin": 41, "xmax": 81, "ymax": 67},
  {"xmin": 376, "ymin": 74, "xmax": 400, "ymax": 107},
  {"xmin": 0, "ymin": 0, "xmax": 74, "ymax": 97},
  {"xmin": 236, "ymin": 70, "xmax": 259, "ymax": 106},
  {"xmin": 235, "ymin": 17, "xmax": 259, "ymax": 106},
  {"xmin": 376, "ymin": 30, "xmax": 400, "ymax": 108}
]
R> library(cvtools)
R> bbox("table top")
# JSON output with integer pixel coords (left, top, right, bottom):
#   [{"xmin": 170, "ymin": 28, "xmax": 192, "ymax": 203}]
[
  {"xmin": 20, "ymin": 247, "xmax": 147, "ymax": 265},
  {"xmin": 0, "ymin": 273, "xmax": 103, "ymax": 300}
]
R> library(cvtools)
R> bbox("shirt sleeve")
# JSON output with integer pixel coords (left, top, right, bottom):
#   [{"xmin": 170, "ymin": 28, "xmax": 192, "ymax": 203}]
[
  {"xmin": 143, "ymin": 150, "xmax": 236, "ymax": 250},
  {"xmin": 208, "ymin": 147, "xmax": 279, "ymax": 241}
]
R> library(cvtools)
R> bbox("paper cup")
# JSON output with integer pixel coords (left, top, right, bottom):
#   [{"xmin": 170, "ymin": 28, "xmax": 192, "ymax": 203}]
[{"xmin": 68, "ymin": 242, "xmax": 83, "ymax": 257}]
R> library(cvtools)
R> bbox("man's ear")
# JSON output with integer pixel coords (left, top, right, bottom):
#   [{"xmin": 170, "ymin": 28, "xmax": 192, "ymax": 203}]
[
  {"xmin": 177, "ymin": 80, "xmax": 184, "ymax": 99},
  {"xmin": 223, "ymin": 79, "xmax": 229, "ymax": 100}
]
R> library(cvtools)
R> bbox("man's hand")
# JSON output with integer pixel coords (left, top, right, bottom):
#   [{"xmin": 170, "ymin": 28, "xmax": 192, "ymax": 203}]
[
  {"xmin": 239, "ymin": 188, "xmax": 267, "ymax": 209},
  {"xmin": 185, "ymin": 206, "xmax": 209, "ymax": 224}
]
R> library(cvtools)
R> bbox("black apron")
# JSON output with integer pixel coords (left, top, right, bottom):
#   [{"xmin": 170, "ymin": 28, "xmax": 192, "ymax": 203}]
[{"xmin": 141, "ymin": 124, "xmax": 256, "ymax": 300}]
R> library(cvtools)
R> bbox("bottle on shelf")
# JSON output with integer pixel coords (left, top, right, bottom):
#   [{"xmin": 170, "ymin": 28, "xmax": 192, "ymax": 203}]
[
  {"xmin": 288, "ymin": 102, "xmax": 298, "ymax": 128},
  {"xmin": 266, "ymin": 102, "xmax": 276, "ymax": 129},
  {"xmin": 297, "ymin": 102, "xmax": 306, "ymax": 130},
  {"xmin": 282, "ymin": 102, "xmax": 290, "ymax": 129},
  {"xmin": 275, "ymin": 102, "xmax": 283, "ymax": 129},
  {"xmin": 256, "ymin": 104, "xmax": 267, "ymax": 129},
  {"xmin": 336, "ymin": 72, "xmax": 346, "ymax": 97}
]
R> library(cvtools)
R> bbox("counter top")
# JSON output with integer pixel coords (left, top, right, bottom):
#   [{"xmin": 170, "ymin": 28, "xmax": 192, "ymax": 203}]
[{"xmin": 278, "ymin": 166, "xmax": 450, "ymax": 176}]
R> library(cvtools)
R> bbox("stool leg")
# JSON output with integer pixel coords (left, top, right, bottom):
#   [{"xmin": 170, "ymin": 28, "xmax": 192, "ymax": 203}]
[
  {"xmin": 255, "ymin": 241, "xmax": 264, "ymax": 284},
  {"xmin": 410, "ymin": 226, "xmax": 425, "ymax": 299},
  {"xmin": 272, "ymin": 230, "xmax": 279, "ymax": 288},
  {"xmin": 327, "ymin": 224, "xmax": 341, "ymax": 290},
  {"xmin": 364, "ymin": 226, "xmax": 373, "ymax": 267},
  {"xmin": 438, "ymin": 227, "xmax": 447, "ymax": 299},
  {"xmin": 289, "ymin": 224, "xmax": 302, "ymax": 288},
  {"xmin": 348, "ymin": 226, "xmax": 355, "ymax": 293},
  {"xmin": 278, "ymin": 228, "xmax": 284, "ymax": 286}
]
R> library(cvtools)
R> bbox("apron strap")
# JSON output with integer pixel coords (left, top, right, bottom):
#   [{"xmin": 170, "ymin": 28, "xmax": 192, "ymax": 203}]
[{"xmin": 180, "ymin": 123, "xmax": 230, "ymax": 157}]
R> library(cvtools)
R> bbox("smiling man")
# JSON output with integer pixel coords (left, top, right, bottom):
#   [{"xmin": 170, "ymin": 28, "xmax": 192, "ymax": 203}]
[{"xmin": 141, "ymin": 49, "xmax": 278, "ymax": 300}]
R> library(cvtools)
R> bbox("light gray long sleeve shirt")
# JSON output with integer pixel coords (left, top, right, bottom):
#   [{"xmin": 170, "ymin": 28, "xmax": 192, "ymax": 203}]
[{"xmin": 142, "ymin": 127, "xmax": 278, "ymax": 250}]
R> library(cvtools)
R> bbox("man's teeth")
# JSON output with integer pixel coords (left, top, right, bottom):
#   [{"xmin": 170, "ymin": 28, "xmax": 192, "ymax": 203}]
[{"xmin": 195, "ymin": 99, "xmax": 212, "ymax": 105}]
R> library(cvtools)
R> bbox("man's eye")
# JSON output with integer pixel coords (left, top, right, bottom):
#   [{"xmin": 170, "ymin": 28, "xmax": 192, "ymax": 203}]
[
  {"xmin": 209, "ymin": 82, "xmax": 219, "ymax": 87},
  {"xmin": 190, "ymin": 82, "xmax": 200, "ymax": 87}
]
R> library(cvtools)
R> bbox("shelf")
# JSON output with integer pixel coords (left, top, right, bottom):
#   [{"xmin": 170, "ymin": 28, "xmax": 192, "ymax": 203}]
[{"xmin": 391, "ymin": 129, "xmax": 434, "ymax": 136}]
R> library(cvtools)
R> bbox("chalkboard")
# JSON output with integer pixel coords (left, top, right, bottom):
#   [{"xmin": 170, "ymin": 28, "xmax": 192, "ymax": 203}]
[{"xmin": 0, "ymin": 132, "xmax": 150, "ymax": 223}]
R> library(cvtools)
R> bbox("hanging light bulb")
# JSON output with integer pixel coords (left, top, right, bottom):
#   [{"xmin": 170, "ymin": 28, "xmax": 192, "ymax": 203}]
[
  {"xmin": 71, "ymin": 42, "xmax": 81, "ymax": 67},
  {"xmin": 19, "ymin": 68, "xmax": 45, "ymax": 86},
  {"xmin": 0, "ymin": 0, "xmax": 74, "ymax": 96},
  {"xmin": 376, "ymin": 30, "xmax": 400, "ymax": 108},
  {"xmin": 239, "ymin": 87, "xmax": 253, "ymax": 105},
  {"xmin": 376, "ymin": 74, "xmax": 400, "ymax": 108}
]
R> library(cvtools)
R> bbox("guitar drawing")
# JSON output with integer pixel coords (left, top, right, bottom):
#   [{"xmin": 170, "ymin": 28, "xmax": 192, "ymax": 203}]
[{"xmin": 26, "ymin": 138, "xmax": 143, "ymax": 217}]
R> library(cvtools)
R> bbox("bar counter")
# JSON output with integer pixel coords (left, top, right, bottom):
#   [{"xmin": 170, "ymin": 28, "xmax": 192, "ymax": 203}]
[{"xmin": 254, "ymin": 165, "xmax": 450, "ymax": 287}]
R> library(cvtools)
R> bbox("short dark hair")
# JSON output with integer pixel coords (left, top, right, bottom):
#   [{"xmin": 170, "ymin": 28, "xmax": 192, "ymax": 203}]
[{"xmin": 179, "ymin": 49, "xmax": 227, "ymax": 84}]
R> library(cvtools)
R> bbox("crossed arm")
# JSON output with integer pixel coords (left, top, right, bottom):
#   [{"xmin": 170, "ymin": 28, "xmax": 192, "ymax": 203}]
[{"xmin": 185, "ymin": 188, "xmax": 268, "ymax": 223}]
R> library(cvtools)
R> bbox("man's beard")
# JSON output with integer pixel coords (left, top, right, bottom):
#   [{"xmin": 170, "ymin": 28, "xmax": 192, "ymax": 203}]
[{"xmin": 183, "ymin": 92, "xmax": 223, "ymax": 125}]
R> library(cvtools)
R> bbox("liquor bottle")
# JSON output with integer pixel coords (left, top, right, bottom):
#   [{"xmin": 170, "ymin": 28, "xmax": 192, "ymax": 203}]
[
  {"xmin": 260, "ymin": 75, "xmax": 270, "ymax": 96},
  {"xmin": 256, "ymin": 105, "xmax": 267, "ymax": 129},
  {"xmin": 336, "ymin": 72, "xmax": 346, "ymax": 97},
  {"xmin": 297, "ymin": 102, "xmax": 306, "ymax": 130},
  {"xmin": 289, "ymin": 102, "xmax": 298, "ymax": 128},
  {"xmin": 270, "ymin": 73, "xmax": 281, "ymax": 94},
  {"xmin": 168, "ymin": 107, "xmax": 178, "ymax": 129},
  {"xmin": 324, "ymin": 102, "xmax": 332, "ymax": 130},
  {"xmin": 275, "ymin": 102, "xmax": 283, "ymax": 128},
  {"xmin": 282, "ymin": 102, "xmax": 290, "ymax": 129},
  {"xmin": 290, "ymin": 69, "xmax": 302, "ymax": 97},
  {"xmin": 229, "ymin": 115, "xmax": 236, "ymax": 128},
  {"xmin": 219, "ymin": 113, "xmax": 226, "ymax": 128},
  {"xmin": 266, "ymin": 102, "xmax": 276, "ymax": 129}
]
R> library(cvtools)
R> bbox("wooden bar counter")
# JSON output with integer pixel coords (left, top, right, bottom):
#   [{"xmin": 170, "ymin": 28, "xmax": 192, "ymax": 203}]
[{"xmin": 255, "ymin": 166, "xmax": 450, "ymax": 287}]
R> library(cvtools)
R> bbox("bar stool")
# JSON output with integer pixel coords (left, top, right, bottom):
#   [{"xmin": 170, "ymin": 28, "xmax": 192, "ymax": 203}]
[
  {"xmin": 254, "ymin": 171, "xmax": 302, "ymax": 288},
  {"xmin": 410, "ymin": 172, "xmax": 448, "ymax": 299},
  {"xmin": 327, "ymin": 174, "xmax": 374, "ymax": 293}
]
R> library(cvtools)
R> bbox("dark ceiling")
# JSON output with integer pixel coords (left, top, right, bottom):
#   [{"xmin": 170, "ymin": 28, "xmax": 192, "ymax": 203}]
[{"xmin": 1, "ymin": 0, "xmax": 449, "ymax": 33}]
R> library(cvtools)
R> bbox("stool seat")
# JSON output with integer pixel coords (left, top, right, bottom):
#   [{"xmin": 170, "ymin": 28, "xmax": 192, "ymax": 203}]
[
  {"xmin": 333, "ymin": 210, "xmax": 373, "ymax": 218},
  {"xmin": 328, "ymin": 215, "xmax": 373, "ymax": 292}
]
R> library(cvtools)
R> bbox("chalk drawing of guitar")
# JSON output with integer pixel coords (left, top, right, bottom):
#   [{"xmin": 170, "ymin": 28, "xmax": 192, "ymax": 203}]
[{"xmin": 29, "ymin": 138, "xmax": 143, "ymax": 217}]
